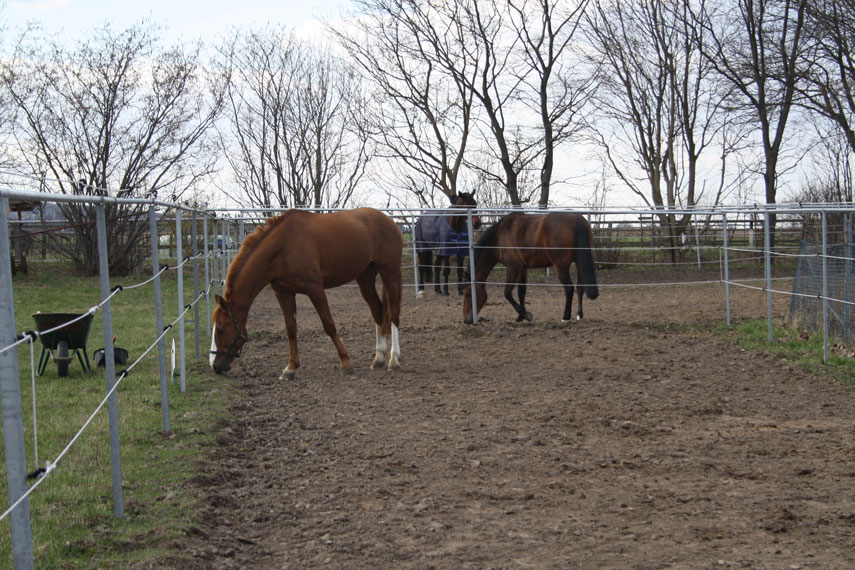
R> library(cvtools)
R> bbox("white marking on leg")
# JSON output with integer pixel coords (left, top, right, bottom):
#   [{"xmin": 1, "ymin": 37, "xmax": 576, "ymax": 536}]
[
  {"xmin": 387, "ymin": 324, "xmax": 400, "ymax": 370},
  {"xmin": 372, "ymin": 324, "xmax": 388, "ymax": 368},
  {"xmin": 209, "ymin": 326, "xmax": 217, "ymax": 367},
  {"xmin": 377, "ymin": 323, "xmax": 388, "ymax": 354}
]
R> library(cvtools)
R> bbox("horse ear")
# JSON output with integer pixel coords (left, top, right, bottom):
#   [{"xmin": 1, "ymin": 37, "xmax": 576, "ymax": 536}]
[{"xmin": 214, "ymin": 294, "xmax": 227, "ymax": 310}]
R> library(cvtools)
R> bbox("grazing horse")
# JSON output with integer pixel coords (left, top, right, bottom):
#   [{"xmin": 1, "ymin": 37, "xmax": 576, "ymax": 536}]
[
  {"xmin": 209, "ymin": 208, "xmax": 403, "ymax": 380},
  {"xmin": 462, "ymin": 212, "xmax": 599, "ymax": 324},
  {"xmin": 414, "ymin": 192, "xmax": 481, "ymax": 296}
]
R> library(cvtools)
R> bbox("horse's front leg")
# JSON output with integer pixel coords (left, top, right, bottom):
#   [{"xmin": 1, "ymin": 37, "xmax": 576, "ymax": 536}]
[
  {"xmin": 273, "ymin": 289, "xmax": 300, "ymax": 380},
  {"xmin": 504, "ymin": 267, "xmax": 532, "ymax": 322},
  {"xmin": 307, "ymin": 288, "xmax": 352, "ymax": 375},
  {"xmin": 517, "ymin": 270, "xmax": 531, "ymax": 321},
  {"xmin": 456, "ymin": 257, "xmax": 466, "ymax": 295}
]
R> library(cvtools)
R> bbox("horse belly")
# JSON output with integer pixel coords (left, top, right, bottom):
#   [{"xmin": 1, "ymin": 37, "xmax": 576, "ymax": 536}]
[{"xmin": 526, "ymin": 250, "xmax": 553, "ymax": 269}]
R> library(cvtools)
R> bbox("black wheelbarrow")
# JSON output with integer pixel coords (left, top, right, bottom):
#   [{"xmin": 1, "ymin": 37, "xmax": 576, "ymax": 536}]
[{"xmin": 32, "ymin": 312, "xmax": 94, "ymax": 377}]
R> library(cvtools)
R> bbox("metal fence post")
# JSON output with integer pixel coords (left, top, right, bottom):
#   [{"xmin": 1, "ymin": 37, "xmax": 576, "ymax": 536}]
[
  {"xmin": 149, "ymin": 204, "xmax": 171, "ymax": 432},
  {"xmin": 722, "ymin": 213, "xmax": 731, "ymax": 327},
  {"xmin": 203, "ymin": 212, "xmax": 211, "ymax": 334},
  {"xmin": 218, "ymin": 217, "xmax": 225, "ymax": 294},
  {"xmin": 764, "ymin": 211, "xmax": 773, "ymax": 343},
  {"xmin": 175, "ymin": 209, "xmax": 186, "ymax": 392},
  {"xmin": 822, "ymin": 211, "xmax": 829, "ymax": 363},
  {"xmin": 0, "ymin": 196, "xmax": 35, "ymax": 570},
  {"xmin": 95, "ymin": 203, "xmax": 124, "ymax": 518},
  {"xmin": 695, "ymin": 220, "xmax": 702, "ymax": 269},
  {"xmin": 467, "ymin": 209, "xmax": 478, "ymax": 324},
  {"xmin": 192, "ymin": 209, "xmax": 200, "ymax": 359},
  {"xmin": 412, "ymin": 218, "xmax": 421, "ymax": 298}
]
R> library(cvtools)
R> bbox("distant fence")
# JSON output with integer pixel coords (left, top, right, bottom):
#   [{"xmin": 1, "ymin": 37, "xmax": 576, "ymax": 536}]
[
  {"xmin": 4, "ymin": 190, "xmax": 855, "ymax": 569},
  {"xmin": 790, "ymin": 241, "xmax": 855, "ymax": 347}
]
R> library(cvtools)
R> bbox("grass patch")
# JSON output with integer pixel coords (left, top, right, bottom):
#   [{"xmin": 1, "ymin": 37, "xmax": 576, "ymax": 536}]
[
  {"xmin": 1, "ymin": 261, "xmax": 231, "ymax": 568},
  {"xmin": 714, "ymin": 318, "xmax": 855, "ymax": 386}
]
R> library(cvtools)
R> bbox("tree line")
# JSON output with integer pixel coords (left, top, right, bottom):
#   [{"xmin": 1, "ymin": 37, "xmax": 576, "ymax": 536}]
[{"xmin": 0, "ymin": 0, "xmax": 853, "ymax": 273}]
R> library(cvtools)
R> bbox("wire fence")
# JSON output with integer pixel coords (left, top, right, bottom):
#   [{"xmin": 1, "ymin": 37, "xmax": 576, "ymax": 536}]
[{"xmin": 3, "ymin": 192, "xmax": 855, "ymax": 568}]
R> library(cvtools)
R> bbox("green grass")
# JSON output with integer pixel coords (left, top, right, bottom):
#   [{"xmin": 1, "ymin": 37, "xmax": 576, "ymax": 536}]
[
  {"xmin": 1, "ymin": 261, "xmax": 230, "ymax": 568},
  {"xmin": 714, "ymin": 318, "xmax": 855, "ymax": 387}
]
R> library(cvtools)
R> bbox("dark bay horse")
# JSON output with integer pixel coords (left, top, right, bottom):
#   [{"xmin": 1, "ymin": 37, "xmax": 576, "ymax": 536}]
[
  {"xmin": 462, "ymin": 212, "xmax": 599, "ymax": 324},
  {"xmin": 414, "ymin": 192, "xmax": 481, "ymax": 296},
  {"xmin": 210, "ymin": 208, "xmax": 403, "ymax": 380}
]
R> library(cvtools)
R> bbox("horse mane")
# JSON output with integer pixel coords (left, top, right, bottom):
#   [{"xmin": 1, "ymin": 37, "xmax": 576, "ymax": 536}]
[
  {"xmin": 224, "ymin": 210, "xmax": 300, "ymax": 297},
  {"xmin": 474, "ymin": 214, "xmax": 511, "ymax": 263}
]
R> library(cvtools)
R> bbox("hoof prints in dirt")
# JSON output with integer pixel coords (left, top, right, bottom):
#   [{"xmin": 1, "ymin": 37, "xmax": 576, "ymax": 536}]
[{"xmin": 171, "ymin": 284, "xmax": 855, "ymax": 569}]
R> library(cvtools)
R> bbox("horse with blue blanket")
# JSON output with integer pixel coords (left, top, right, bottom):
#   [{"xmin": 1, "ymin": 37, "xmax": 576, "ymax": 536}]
[{"xmin": 414, "ymin": 192, "xmax": 481, "ymax": 296}]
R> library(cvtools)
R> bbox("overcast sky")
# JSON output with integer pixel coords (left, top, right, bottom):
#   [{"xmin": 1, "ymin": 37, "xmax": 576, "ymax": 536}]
[{"xmin": 3, "ymin": 0, "xmax": 350, "ymax": 43}]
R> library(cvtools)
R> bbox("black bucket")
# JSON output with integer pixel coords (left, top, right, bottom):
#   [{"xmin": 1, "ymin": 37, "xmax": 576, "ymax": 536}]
[{"xmin": 94, "ymin": 347, "xmax": 129, "ymax": 368}]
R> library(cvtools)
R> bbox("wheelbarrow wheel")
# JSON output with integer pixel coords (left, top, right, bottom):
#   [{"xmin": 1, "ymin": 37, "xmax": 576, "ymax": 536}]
[{"xmin": 57, "ymin": 341, "xmax": 69, "ymax": 377}]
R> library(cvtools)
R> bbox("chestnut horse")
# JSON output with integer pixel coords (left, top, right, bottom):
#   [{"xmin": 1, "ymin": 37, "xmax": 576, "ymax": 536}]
[
  {"xmin": 413, "ymin": 192, "xmax": 481, "ymax": 296},
  {"xmin": 210, "ymin": 208, "xmax": 403, "ymax": 380},
  {"xmin": 462, "ymin": 212, "xmax": 599, "ymax": 324}
]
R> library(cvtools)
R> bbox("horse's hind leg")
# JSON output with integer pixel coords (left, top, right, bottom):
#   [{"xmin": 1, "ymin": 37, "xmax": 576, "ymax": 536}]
[
  {"xmin": 377, "ymin": 264, "xmax": 402, "ymax": 371},
  {"xmin": 356, "ymin": 267, "xmax": 388, "ymax": 370},
  {"xmin": 557, "ymin": 265, "xmax": 577, "ymax": 322},
  {"xmin": 272, "ymin": 288, "xmax": 300, "ymax": 380},
  {"xmin": 306, "ymin": 287, "xmax": 353, "ymax": 375}
]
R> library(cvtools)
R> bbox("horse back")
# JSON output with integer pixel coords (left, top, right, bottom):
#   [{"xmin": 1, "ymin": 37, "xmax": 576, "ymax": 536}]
[
  {"xmin": 274, "ymin": 208, "xmax": 402, "ymax": 288},
  {"xmin": 496, "ymin": 212, "xmax": 587, "ymax": 269}
]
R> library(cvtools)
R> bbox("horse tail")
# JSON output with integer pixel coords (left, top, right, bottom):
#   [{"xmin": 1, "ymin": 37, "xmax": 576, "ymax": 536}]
[{"xmin": 575, "ymin": 219, "xmax": 599, "ymax": 300}]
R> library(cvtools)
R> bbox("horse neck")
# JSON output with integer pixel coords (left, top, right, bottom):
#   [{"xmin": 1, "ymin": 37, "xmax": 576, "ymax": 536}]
[
  {"xmin": 225, "ymin": 241, "xmax": 276, "ymax": 318},
  {"xmin": 473, "ymin": 246, "xmax": 498, "ymax": 284}
]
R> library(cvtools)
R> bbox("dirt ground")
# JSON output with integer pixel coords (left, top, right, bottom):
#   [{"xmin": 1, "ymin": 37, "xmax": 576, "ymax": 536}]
[{"xmin": 167, "ymin": 268, "xmax": 855, "ymax": 569}]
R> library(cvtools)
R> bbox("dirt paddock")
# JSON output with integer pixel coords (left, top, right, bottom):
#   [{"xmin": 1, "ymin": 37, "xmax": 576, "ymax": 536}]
[{"xmin": 171, "ymin": 269, "xmax": 855, "ymax": 569}]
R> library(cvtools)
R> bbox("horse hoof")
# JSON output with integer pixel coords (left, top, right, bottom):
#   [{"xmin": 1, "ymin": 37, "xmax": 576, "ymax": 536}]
[
  {"xmin": 280, "ymin": 369, "xmax": 296, "ymax": 381},
  {"xmin": 342, "ymin": 365, "xmax": 355, "ymax": 376},
  {"xmin": 417, "ymin": 290, "xmax": 425, "ymax": 299},
  {"xmin": 577, "ymin": 315, "xmax": 582, "ymax": 321},
  {"xmin": 371, "ymin": 357, "xmax": 386, "ymax": 370},
  {"xmin": 387, "ymin": 361, "xmax": 400, "ymax": 372}
]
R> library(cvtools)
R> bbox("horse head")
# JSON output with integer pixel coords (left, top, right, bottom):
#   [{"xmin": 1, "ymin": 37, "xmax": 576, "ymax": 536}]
[
  {"xmin": 451, "ymin": 192, "xmax": 482, "ymax": 231},
  {"xmin": 462, "ymin": 283, "xmax": 487, "ymax": 324},
  {"xmin": 209, "ymin": 294, "xmax": 248, "ymax": 374}
]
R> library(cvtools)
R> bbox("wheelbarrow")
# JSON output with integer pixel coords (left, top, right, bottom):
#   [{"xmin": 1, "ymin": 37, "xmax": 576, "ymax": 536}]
[{"xmin": 32, "ymin": 312, "xmax": 94, "ymax": 377}]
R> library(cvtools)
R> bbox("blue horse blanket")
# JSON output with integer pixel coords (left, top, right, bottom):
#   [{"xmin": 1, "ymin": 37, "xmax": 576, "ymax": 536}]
[{"xmin": 414, "ymin": 215, "xmax": 470, "ymax": 257}]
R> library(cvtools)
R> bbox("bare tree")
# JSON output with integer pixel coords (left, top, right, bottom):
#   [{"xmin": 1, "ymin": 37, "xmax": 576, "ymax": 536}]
[
  {"xmin": 508, "ymin": 0, "xmax": 592, "ymax": 207},
  {"xmin": 695, "ymin": 0, "xmax": 810, "ymax": 245},
  {"xmin": 336, "ymin": 0, "xmax": 476, "ymax": 207},
  {"xmin": 3, "ymin": 22, "xmax": 222, "ymax": 275},
  {"xmin": 217, "ymin": 27, "xmax": 370, "ymax": 209},
  {"xmin": 800, "ymin": 0, "xmax": 855, "ymax": 153},
  {"xmin": 448, "ymin": 0, "xmax": 538, "ymax": 206}
]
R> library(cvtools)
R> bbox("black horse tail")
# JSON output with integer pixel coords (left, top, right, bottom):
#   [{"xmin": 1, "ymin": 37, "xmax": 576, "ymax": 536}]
[{"xmin": 575, "ymin": 220, "xmax": 600, "ymax": 300}]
